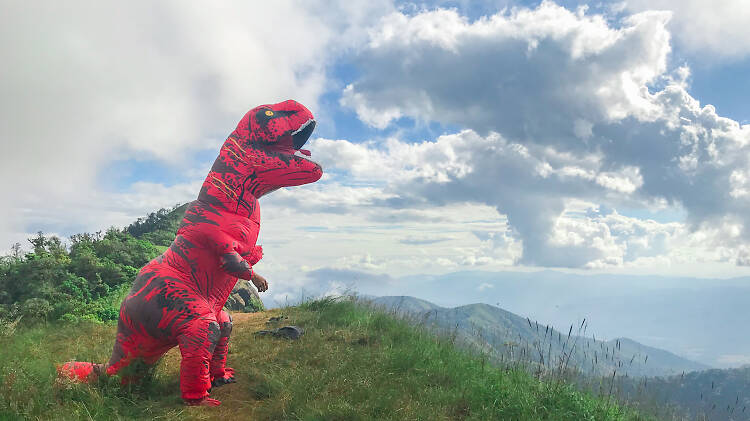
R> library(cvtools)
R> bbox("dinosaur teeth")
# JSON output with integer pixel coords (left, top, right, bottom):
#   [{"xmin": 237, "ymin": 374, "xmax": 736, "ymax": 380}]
[{"xmin": 291, "ymin": 119, "xmax": 314, "ymax": 136}]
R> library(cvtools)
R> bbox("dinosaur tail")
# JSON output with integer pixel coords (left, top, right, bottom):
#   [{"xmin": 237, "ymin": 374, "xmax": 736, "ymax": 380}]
[{"xmin": 57, "ymin": 361, "xmax": 100, "ymax": 383}]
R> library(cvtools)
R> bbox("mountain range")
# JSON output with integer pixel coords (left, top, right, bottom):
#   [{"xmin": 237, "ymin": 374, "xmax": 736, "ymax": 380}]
[
  {"xmin": 369, "ymin": 295, "xmax": 709, "ymax": 378},
  {"xmin": 299, "ymin": 268, "xmax": 750, "ymax": 369}
]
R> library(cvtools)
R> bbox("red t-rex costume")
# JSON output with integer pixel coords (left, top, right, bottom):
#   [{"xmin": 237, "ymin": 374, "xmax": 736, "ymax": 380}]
[{"xmin": 58, "ymin": 100, "xmax": 322, "ymax": 406}]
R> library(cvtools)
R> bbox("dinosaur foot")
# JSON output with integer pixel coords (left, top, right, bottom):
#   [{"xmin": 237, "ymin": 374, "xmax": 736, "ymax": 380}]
[
  {"xmin": 210, "ymin": 366, "xmax": 236, "ymax": 389},
  {"xmin": 185, "ymin": 397, "xmax": 221, "ymax": 406},
  {"xmin": 210, "ymin": 375, "xmax": 236, "ymax": 388}
]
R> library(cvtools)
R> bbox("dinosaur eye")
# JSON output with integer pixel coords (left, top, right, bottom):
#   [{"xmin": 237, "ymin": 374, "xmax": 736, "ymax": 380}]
[{"xmin": 264, "ymin": 110, "xmax": 274, "ymax": 117}]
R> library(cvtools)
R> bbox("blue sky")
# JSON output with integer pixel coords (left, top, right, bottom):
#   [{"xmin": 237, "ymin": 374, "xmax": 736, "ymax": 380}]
[
  {"xmin": 689, "ymin": 59, "xmax": 750, "ymax": 125},
  {"xmin": 3, "ymin": 1, "xmax": 750, "ymax": 365}
]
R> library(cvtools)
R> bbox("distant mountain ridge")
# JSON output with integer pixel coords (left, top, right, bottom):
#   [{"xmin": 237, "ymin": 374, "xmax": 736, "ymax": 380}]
[
  {"xmin": 374, "ymin": 269, "xmax": 750, "ymax": 368},
  {"xmin": 370, "ymin": 296, "xmax": 709, "ymax": 378}
]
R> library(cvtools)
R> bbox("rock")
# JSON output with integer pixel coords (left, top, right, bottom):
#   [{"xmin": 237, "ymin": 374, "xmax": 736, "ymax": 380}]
[
  {"xmin": 254, "ymin": 326, "xmax": 304, "ymax": 340},
  {"xmin": 267, "ymin": 315, "xmax": 287, "ymax": 323},
  {"xmin": 275, "ymin": 326, "xmax": 304, "ymax": 339},
  {"xmin": 224, "ymin": 280, "xmax": 265, "ymax": 312}
]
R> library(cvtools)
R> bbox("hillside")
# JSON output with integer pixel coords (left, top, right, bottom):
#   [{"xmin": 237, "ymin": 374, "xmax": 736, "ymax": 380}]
[
  {"xmin": 614, "ymin": 366, "xmax": 750, "ymax": 420},
  {"xmin": 0, "ymin": 203, "xmax": 267, "ymax": 326},
  {"xmin": 371, "ymin": 296, "xmax": 708, "ymax": 378},
  {"xmin": 0, "ymin": 298, "xmax": 658, "ymax": 420},
  {"xmin": 370, "ymin": 295, "xmax": 442, "ymax": 313},
  {"xmin": 0, "ymin": 204, "xmax": 192, "ymax": 326},
  {"xmin": 382, "ymin": 270, "xmax": 750, "ymax": 369},
  {"xmin": 125, "ymin": 203, "xmax": 189, "ymax": 248}
]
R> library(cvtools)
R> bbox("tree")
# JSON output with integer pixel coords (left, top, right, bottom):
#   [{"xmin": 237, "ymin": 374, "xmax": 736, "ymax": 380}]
[
  {"xmin": 28, "ymin": 231, "xmax": 46, "ymax": 256},
  {"xmin": 0, "ymin": 206, "xmax": 179, "ymax": 323},
  {"xmin": 10, "ymin": 243, "xmax": 22, "ymax": 260}
]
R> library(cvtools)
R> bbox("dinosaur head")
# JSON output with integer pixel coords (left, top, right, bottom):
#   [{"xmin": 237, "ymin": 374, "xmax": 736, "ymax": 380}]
[
  {"xmin": 238, "ymin": 99, "xmax": 317, "ymax": 153},
  {"xmin": 199, "ymin": 100, "xmax": 323, "ymax": 216}
]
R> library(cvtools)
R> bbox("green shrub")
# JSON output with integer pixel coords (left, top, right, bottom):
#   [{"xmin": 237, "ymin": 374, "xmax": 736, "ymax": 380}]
[
  {"xmin": 20, "ymin": 298, "xmax": 52, "ymax": 322},
  {"xmin": 245, "ymin": 295, "xmax": 266, "ymax": 312},
  {"xmin": 0, "ymin": 224, "xmax": 160, "ymax": 324}
]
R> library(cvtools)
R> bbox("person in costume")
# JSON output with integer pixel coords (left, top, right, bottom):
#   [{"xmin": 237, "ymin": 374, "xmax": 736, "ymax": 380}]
[{"xmin": 59, "ymin": 100, "xmax": 322, "ymax": 406}]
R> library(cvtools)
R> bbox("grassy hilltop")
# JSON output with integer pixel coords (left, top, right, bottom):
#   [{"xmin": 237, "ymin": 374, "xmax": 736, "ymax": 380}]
[
  {"xmin": 0, "ymin": 205, "xmax": 661, "ymax": 420},
  {"xmin": 0, "ymin": 297, "xmax": 657, "ymax": 420}
]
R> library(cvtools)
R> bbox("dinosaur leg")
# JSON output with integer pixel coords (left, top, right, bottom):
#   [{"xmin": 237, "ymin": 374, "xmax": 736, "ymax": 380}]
[
  {"xmin": 210, "ymin": 309, "xmax": 235, "ymax": 388},
  {"xmin": 178, "ymin": 310, "xmax": 222, "ymax": 406},
  {"xmin": 105, "ymin": 316, "xmax": 171, "ymax": 384}
]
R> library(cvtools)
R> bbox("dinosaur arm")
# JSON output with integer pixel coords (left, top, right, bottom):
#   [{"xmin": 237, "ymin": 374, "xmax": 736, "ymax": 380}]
[
  {"xmin": 242, "ymin": 245, "xmax": 263, "ymax": 266},
  {"xmin": 219, "ymin": 251, "xmax": 253, "ymax": 280},
  {"xmin": 205, "ymin": 229, "xmax": 254, "ymax": 280}
]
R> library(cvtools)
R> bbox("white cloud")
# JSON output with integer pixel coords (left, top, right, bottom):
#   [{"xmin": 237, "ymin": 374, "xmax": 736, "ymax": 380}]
[
  {"xmin": 477, "ymin": 282, "xmax": 494, "ymax": 291},
  {"xmin": 335, "ymin": 253, "xmax": 387, "ymax": 271},
  {"xmin": 307, "ymin": 130, "xmax": 656, "ymax": 267},
  {"xmin": 716, "ymin": 354, "xmax": 750, "ymax": 367},
  {"xmin": 343, "ymin": 2, "xmax": 672, "ymax": 135},
  {"xmin": 0, "ymin": 0, "xmax": 394, "ymax": 247},
  {"xmin": 399, "ymin": 235, "xmax": 452, "ymax": 245},
  {"xmin": 334, "ymin": 2, "xmax": 750, "ymax": 268},
  {"xmin": 12, "ymin": 179, "xmax": 201, "ymax": 249},
  {"xmin": 625, "ymin": 0, "xmax": 750, "ymax": 59},
  {"xmin": 594, "ymin": 167, "xmax": 642, "ymax": 194}
]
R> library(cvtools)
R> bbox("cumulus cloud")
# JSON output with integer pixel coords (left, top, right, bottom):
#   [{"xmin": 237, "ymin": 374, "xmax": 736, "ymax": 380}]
[
  {"xmin": 312, "ymin": 130, "xmax": 669, "ymax": 266},
  {"xmin": 342, "ymin": 3, "xmax": 672, "ymax": 139},
  {"xmin": 333, "ymin": 2, "xmax": 750, "ymax": 268},
  {"xmin": 625, "ymin": 0, "xmax": 750, "ymax": 59},
  {"xmin": 318, "ymin": 136, "xmax": 615, "ymax": 266},
  {"xmin": 0, "ymin": 0, "xmax": 394, "ymax": 247}
]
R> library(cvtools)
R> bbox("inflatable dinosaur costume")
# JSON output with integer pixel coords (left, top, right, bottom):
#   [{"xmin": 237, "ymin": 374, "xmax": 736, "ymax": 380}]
[{"xmin": 58, "ymin": 100, "xmax": 322, "ymax": 406}]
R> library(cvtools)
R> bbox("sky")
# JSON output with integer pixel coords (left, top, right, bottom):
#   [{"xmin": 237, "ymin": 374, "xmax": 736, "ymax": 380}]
[{"xmin": 2, "ymin": 1, "xmax": 750, "ymax": 366}]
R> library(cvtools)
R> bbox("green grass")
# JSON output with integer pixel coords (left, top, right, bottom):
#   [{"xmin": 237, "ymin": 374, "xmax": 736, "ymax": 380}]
[
  {"xmin": 0, "ymin": 297, "xmax": 659, "ymax": 420},
  {"xmin": 0, "ymin": 320, "xmax": 186, "ymax": 420}
]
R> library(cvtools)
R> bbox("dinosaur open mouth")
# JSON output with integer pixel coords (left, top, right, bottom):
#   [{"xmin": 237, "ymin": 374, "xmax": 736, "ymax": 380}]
[{"xmin": 292, "ymin": 119, "xmax": 315, "ymax": 150}]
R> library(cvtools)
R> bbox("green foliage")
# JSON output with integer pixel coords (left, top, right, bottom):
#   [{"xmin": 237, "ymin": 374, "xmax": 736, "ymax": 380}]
[
  {"xmin": 126, "ymin": 204, "xmax": 187, "ymax": 247},
  {"xmin": 245, "ymin": 295, "xmax": 266, "ymax": 313},
  {"xmin": 0, "ymin": 207, "xmax": 178, "ymax": 324},
  {"xmin": 21, "ymin": 298, "xmax": 52, "ymax": 322}
]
